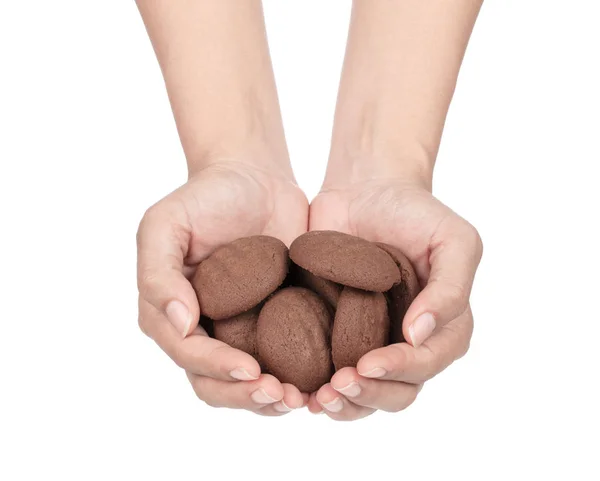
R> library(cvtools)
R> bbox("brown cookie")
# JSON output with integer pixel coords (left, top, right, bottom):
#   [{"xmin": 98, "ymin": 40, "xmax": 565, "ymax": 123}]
[
  {"xmin": 213, "ymin": 307, "xmax": 260, "ymax": 364},
  {"xmin": 289, "ymin": 231, "xmax": 400, "ymax": 292},
  {"xmin": 332, "ymin": 286, "xmax": 390, "ymax": 370},
  {"xmin": 257, "ymin": 287, "xmax": 332, "ymax": 392},
  {"xmin": 375, "ymin": 243, "xmax": 421, "ymax": 343},
  {"xmin": 193, "ymin": 236, "xmax": 289, "ymax": 320},
  {"xmin": 295, "ymin": 266, "xmax": 342, "ymax": 308}
]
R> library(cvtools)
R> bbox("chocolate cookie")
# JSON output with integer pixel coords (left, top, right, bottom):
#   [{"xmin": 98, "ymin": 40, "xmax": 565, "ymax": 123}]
[
  {"xmin": 289, "ymin": 231, "xmax": 400, "ymax": 292},
  {"xmin": 332, "ymin": 286, "xmax": 390, "ymax": 370},
  {"xmin": 257, "ymin": 287, "xmax": 332, "ymax": 392},
  {"xmin": 295, "ymin": 266, "xmax": 342, "ymax": 308},
  {"xmin": 213, "ymin": 307, "xmax": 260, "ymax": 363},
  {"xmin": 375, "ymin": 243, "xmax": 420, "ymax": 343},
  {"xmin": 193, "ymin": 236, "xmax": 289, "ymax": 320}
]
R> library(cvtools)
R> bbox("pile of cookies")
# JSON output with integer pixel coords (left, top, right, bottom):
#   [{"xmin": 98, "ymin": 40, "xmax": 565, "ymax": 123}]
[{"xmin": 193, "ymin": 231, "xmax": 420, "ymax": 392}]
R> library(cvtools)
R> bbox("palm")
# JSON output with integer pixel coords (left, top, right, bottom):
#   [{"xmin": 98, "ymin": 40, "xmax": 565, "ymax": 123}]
[
  {"xmin": 310, "ymin": 179, "xmax": 455, "ymax": 283},
  {"xmin": 172, "ymin": 163, "xmax": 308, "ymax": 268}
]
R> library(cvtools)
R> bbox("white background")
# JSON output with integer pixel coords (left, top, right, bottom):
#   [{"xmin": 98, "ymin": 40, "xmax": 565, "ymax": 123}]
[{"xmin": 1, "ymin": 1, "xmax": 599, "ymax": 480}]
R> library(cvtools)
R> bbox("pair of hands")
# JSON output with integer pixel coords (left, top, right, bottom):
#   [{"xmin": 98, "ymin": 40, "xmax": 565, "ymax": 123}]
[{"xmin": 137, "ymin": 161, "xmax": 482, "ymax": 420}]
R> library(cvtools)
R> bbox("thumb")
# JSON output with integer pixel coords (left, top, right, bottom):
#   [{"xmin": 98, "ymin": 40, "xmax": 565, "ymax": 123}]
[
  {"xmin": 404, "ymin": 220, "xmax": 482, "ymax": 347},
  {"xmin": 136, "ymin": 202, "xmax": 200, "ymax": 338}
]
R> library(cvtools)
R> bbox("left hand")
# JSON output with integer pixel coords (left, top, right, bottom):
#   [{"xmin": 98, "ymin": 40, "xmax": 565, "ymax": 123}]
[{"xmin": 306, "ymin": 177, "xmax": 482, "ymax": 420}]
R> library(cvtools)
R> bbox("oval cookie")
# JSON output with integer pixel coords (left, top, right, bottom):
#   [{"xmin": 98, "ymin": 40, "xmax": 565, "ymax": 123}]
[
  {"xmin": 213, "ymin": 307, "xmax": 260, "ymax": 364},
  {"xmin": 332, "ymin": 286, "xmax": 390, "ymax": 370},
  {"xmin": 375, "ymin": 243, "xmax": 420, "ymax": 343},
  {"xmin": 289, "ymin": 231, "xmax": 400, "ymax": 292},
  {"xmin": 193, "ymin": 236, "xmax": 289, "ymax": 320},
  {"xmin": 257, "ymin": 287, "xmax": 332, "ymax": 392},
  {"xmin": 295, "ymin": 266, "xmax": 342, "ymax": 308}
]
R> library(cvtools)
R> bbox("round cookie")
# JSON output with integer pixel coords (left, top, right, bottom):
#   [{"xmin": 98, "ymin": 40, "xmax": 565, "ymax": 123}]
[
  {"xmin": 295, "ymin": 266, "xmax": 342, "ymax": 308},
  {"xmin": 213, "ymin": 307, "xmax": 260, "ymax": 364},
  {"xmin": 375, "ymin": 243, "xmax": 421, "ymax": 343},
  {"xmin": 332, "ymin": 286, "xmax": 390, "ymax": 371},
  {"xmin": 193, "ymin": 236, "xmax": 289, "ymax": 320},
  {"xmin": 289, "ymin": 231, "xmax": 400, "ymax": 292},
  {"xmin": 257, "ymin": 287, "xmax": 332, "ymax": 392}
]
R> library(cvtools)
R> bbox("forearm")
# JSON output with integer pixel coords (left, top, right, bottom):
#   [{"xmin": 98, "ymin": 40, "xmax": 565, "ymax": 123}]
[
  {"xmin": 325, "ymin": 0, "xmax": 483, "ymax": 189},
  {"xmin": 136, "ymin": 0, "xmax": 291, "ymax": 178}
]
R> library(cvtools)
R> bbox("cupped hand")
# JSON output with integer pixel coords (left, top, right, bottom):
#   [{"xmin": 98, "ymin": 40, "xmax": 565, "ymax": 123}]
[
  {"xmin": 137, "ymin": 162, "xmax": 309, "ymax": 415},
  {"xmin": 307, "ymin": 177, "xmax": 482, "ymax": 420}
]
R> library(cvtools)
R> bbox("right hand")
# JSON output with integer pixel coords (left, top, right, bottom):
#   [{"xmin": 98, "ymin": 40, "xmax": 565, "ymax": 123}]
[{"xmin": 137, "ymin": 161, "xmax": 309, "ymax": 415}]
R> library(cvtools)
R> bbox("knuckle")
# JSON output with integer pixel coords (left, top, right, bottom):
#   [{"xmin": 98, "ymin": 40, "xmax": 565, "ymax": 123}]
[
  {"xmin": 189, "ymin": 343, "xmax": 227, "ymax": 375},
  {"xmin": 328, "ymin": 412, "xmax": 356, "ymax": 422},
  {"xmin": 170, "ymin": 346, "xmax": 187, "ymax": 370},
  {"xmin": 406, "ymin": 385, "xmax": 420, "ymax": 405},
  {"xmin": 137, "ymin": 204, "xmax": 160, "ymax": 246},
  {"xmin": 137, "ymin": 268, "xmax": 160, "ymax": 299},
  {"xmin": 386, "ymin": 385, "xmax": 421, "ymax": 413},
  {"xmin": 203, "ymin": 398, "xmax": 221, "ymax": 409},
  {"xmin": 445, "ymin": 281, "xmax": 468, "ymax": 307},
  {"xmin": 190, "ymin": 377, "xmax": 219, "ymax": 407},
  {"xmin": 386, "ymin": 343, "xmax": 409, "ymax": 372},
  {"xmin": 178, "ymin": 340, "xmax": 229, "ymax": 377},
  {"xmin": 472, "ymin": 229, "xmax": 484, "ymax": 262},
  {"xmin": 137, "ymin": 314, "xmax": 151, "ymax": 338},
  {"xmin": 386, "ymin": 404, "xmax": 407, "ymax": 414},
  {"xmin": 137, "ymin": 298, "xmax": 155, "ymax": 339},
  {"xmin": 420, "ymin": 353, "xmax": 441, "ymax": 382},
  {"xmin": 456, "ymin": 339, "xmax": 471, "ymax": 360},
  {"xmin": 455, "ymin": 312, "xmax": 474, "ymax": 360},
  {"xmin": 464, "ymin": 223, "xmax": 484, "ymax": 262}
]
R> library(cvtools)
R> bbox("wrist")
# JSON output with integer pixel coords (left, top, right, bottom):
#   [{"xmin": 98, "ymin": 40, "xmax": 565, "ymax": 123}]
[
  {"xmin": 185, "ymin": 107, "xmax": 294, "ymax": 182},
  {"xmin": 186, "ymin": 140, "xmax": 294, "ymax": 184},
  {"xmin": 323, "ymin": 138, "xmax": 434, "ymax": 192}
]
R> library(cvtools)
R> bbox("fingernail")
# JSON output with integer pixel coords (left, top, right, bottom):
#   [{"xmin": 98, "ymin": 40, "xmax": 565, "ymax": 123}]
[
  {"xmin": 165, "ymin": 300, "xmax": 192, "ymax": 337},
  {"xmin": 358, "ymin": 367, "xmax": 387, "ymax": 378},
  {"xmin": 251, "ymin": 388, "xmax": 278, "ymax": 404},
  {"xmin": 273, "ymin": 400, "xmax": 293, "ymax": 413},
  {"xmin": 334, "ymin": 382, "xmax": 361, "ymax": 398},
  {"xmin": 229, "ymin": 368, "xmax": 258, "ymax": 381},
  {"xmin": 409, "ymin": 313, "xmax": 436, "ymax": 347},
  {"xmin": 321, "ymin": 397, "xmax": 343, "ymax": 413}
]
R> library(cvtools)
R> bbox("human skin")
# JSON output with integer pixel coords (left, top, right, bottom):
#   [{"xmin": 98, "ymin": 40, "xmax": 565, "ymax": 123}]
[
  {"xmin": 136, "ymin": 0, "xmax": 483, "ymax": 419},
  {"xmin": 307, "ymin": 0, "xmax": 484, "ymax": 420},
  {"xmin": 135, "ymin": 0, "xmax": 309, "ymax": 415}
]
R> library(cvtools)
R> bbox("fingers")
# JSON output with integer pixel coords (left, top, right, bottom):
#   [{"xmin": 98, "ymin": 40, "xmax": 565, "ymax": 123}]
[
  {"xmin": 145, "ymin": 295, "xmax": 307, "ymax": 416},
  {"xmin": 257, "ymin": 383, "xmax": 307, "ymax": 416},
  {"xmin": 358, "ymin": 307, "xmax": 474, "ymax": 384},
  {"xmin": 315, "ymin": 309, "xmax": 472, "ymax": 417},
  {"xmin": 404, "ymin": 216, "xmax": 482, "ymax": 346},
  {"xmin": 314, "ymin": 384, "xmax": 375, "ymax": 421},
  {"xmin": 140, "ymin": 298, "xmax": 261, "ymax": 380},
  {"xmin": 187, "ymin": 375, "xmax": 306, "ymax": 416},
  {"xmin": 187, "ymin": 373, "xmax": 284, "ymax": 411},
  {"xmin": 307, "ymin": 393, "xmax": 324, "ymax": 414},
  {"xmin": 137, "ymin": 199, "xmax": 200, "ymax": 337},
  {"xmin": 330, "ymin": 367, "xmax": 421, "ymax": 413}
]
